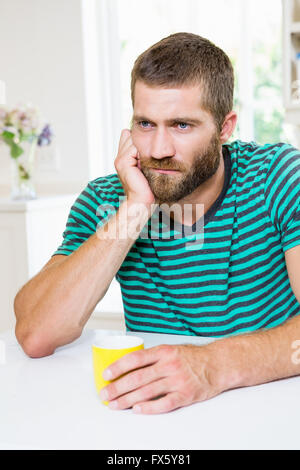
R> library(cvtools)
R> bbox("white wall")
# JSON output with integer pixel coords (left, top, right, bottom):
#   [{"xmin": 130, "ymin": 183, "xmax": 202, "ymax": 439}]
[
  {"xmin": 0, "ymin": 0, "xmax": 125, "ymax": 329},
  {"xmin": 0, "ymin": 0, "xmax": 90, "ymax": 194}
]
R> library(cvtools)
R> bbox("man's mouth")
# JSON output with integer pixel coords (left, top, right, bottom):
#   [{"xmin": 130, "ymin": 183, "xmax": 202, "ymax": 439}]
[{"xmin": 150, "ymin": 168, "xmax": 180, "ymax": 174}]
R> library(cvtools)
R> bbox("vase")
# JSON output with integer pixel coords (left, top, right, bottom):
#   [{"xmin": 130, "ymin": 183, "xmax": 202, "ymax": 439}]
[{"xmin": 10, "ymin": 139, "xmax": 37, "ymax": 200}]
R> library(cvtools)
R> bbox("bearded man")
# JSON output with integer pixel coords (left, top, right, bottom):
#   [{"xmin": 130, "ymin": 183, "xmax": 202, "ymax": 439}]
[{"xmin": 14, "ymin": 32, "xmax": 300, "ymax": 415}]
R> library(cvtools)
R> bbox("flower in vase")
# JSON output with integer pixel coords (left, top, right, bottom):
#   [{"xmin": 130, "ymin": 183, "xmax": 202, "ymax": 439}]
[
  {"xmin": 0, "ymin": 102, "xmax": 53, "ymax": 159},
  {"xmin": 0, "ymin": 102, "xmax": 54, "ymax": 200},
  {"xmin": 38, "ymin": 124, "xmax": 53, "ymax": 146}
]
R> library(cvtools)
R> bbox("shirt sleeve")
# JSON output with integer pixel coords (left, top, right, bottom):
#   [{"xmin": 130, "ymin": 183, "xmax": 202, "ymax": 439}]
[
  {"xmin": 52, "ymin": 181, "xmax": 117, "ymax": 257},
  {"xmin": 264, "ymin": 143, "xmax": 300, "ymax": 254}
]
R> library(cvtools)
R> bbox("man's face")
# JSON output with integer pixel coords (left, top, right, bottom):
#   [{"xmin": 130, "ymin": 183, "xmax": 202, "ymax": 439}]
[{"xmin": 131, "ymin": 81, "xmax": 222, "ymax": 205}]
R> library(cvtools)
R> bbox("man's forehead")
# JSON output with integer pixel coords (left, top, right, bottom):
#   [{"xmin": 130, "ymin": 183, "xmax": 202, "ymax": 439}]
[
  {"xmin": 133, "ymin": 81, "xmax": 209, "ymax": 121},
  {"xmin": 134, "ymin": 80, "xmax": 203, "ymax": 101}
]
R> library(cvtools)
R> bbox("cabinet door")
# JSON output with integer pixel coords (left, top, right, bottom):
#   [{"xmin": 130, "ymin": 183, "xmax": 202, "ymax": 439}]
[
  {"xmin": 26, "ymin": 205, "xmax": 71, "ymax": 277},
  {"xmin": 0, "ymin": 213, "xmax": 28, "ymax": 332},
  {"xmin": 0, "ymin": 200, "xmax": 74, "ymax": 332}
]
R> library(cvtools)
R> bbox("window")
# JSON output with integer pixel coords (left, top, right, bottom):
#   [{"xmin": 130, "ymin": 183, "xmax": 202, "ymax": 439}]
[
  {"xmin": 93, "ymin": 0, "xmax": 291, "ymax": 316},
  {"xmin": 116, "ymin": 0, "xmax": 290, "ymax": 146},
  {"xmin": 117, "ymin": 0, "xmax": 241, "ymax": 141}
]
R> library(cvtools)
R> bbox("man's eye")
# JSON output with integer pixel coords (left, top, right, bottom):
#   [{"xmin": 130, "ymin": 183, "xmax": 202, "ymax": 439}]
[
  {"xmin": 139, "ymin": 121, "xmax": 150, "ymax": 128},
  {"xmin": 177, "ymin": 122, "xmax": 189, "ymax": 129},
  {"xmin": 137, "ymin": 121, "xmax": 190, "ymax": 129}
]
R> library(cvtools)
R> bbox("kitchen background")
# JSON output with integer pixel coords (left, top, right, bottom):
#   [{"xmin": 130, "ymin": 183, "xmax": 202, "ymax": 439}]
[{"xmin": 0, "ymin": 0, "xmax": 299, "ymax": 332}]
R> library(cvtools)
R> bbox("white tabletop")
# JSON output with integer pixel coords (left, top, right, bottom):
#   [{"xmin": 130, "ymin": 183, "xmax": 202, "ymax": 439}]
[{"xmin": 0, "ymin": 328, "xmax": 299, "ymax": 450}]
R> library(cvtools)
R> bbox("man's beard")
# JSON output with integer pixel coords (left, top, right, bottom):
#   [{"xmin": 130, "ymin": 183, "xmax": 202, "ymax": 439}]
[{"xmin": 140, "ymin": 132, "xmax": 221, "ymax": 205}]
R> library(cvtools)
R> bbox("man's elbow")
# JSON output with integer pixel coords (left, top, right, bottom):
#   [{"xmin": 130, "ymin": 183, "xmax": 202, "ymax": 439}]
[
  {"xmin": 13, "ymin": 293, "xmax": 51, "ymax": 357},
  {"xmin": 15, "ymin": 316, "xmax": 82, "ymax": 358},
  {"xmin": 14, "ymin": 305, "xmax": 56, "ymax": 358},
  {"xmin": 21, "ymin": 337, "xmax": 55, "ymax": 359},
  {"xmin": 15, "ymin": 322, "xmax": 56, "ymax": 358},
  {"xmin": 14, "ymin": 294, "xmax": 83, "ymax": 358}
]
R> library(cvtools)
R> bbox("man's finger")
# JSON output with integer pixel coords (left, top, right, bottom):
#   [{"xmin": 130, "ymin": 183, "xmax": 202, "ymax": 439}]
[
  {"xmin": 118, "ymin": 128, "xmax": 131, "ymax": 152},
  {"xmin": 103, "ymin": 345, "xmax": 163, "ymax": 381},
  {"xmin": 103, "ymin": 362, "xmax": 160, "ymax": 402},
  {"xmin": 133, "ymin": 392, "xmax": 183, "ymax": 415},
  {"xmin": 107, "ymin": 377, "xmax": 170, "ymax": 410},
  {"xmin": 137, "ymin": 151, "xmax": 141, "ymax": 169}
]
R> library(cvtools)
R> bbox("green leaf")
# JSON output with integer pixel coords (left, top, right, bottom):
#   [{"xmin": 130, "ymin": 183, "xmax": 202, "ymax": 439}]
[
  {"xmin": 2, "ymin": 130, "xmax": 15, "ymax": 141},
  {"xmin": 18, "ymin": 164, "xmax": 30, "ymax": 180},
  {"xmin": 10, "ymin": 143, "xmax": 24, "ymax": 159},
  {"xmin": 1, "ymin": 131, "xmax": 24, "ymax": 158}
]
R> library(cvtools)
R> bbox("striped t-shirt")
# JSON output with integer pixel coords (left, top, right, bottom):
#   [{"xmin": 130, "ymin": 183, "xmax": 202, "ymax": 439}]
[{"xmin": 52, "ymin": 140, "xmax": 300, "ymax": 337}]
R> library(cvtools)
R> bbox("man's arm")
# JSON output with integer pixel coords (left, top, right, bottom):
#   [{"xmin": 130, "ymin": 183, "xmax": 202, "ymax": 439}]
[
  {"xmin": 285, "ymin": 244, "xmax": 300, "ymax": 302},
  {"xmin": 98, "ymin": 245, "xmax": 300, "ymax": 414},
  {"xmin": 15, "ymin": 129, "xmax": 156, "ymax": 358},
  {"xmin": 14, "ymin": 198, "xmax": 153, "ymax": 358}
]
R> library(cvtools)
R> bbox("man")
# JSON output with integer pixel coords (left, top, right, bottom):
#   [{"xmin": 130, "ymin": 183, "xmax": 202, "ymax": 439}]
[{"xmin": 14, "ymin": 32, "xmax": 300, "ymax": 414}]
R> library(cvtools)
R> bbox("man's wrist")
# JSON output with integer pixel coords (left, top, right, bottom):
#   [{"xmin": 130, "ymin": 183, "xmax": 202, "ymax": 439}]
[
  {"xmin": 116, "ymin": 198, "xmax": 156, "ymax": 240},
  {"xmin": 204, "ymin": 337, "xmax": 247, "ymax": 392},
  {"xmin": 179, "ymin": 341, "xmax": 245, "ymax": 398},
  {"xmin": 126, "ymin": 198, "xmax": 157, "ymax": 216}
]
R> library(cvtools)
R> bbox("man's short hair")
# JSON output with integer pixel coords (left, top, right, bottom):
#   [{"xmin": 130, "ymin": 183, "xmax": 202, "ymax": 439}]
[{"xmin": 131, "ymin": 32, "xmax": 234, "ymax": 132}]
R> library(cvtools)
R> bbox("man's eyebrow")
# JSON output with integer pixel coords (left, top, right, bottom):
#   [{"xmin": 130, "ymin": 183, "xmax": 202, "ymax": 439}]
[{"xmin": 132, "ymin": 115, "xmax": 203, "ymax": 125}]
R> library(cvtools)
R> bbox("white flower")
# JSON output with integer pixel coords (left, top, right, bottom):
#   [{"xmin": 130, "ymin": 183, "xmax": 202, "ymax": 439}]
[
  {"xmin": 7, "ymin": 103, "xmax": 41, "ymax": 135},
  {"xmin": 2, "ymin": 125, "xmax": 17, "ymax": 135}
]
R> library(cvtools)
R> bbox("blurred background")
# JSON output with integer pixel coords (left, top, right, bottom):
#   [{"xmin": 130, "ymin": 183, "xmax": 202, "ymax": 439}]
[{"xmin": 0, "ymin": 0, "xmax": 299, "ymax": 332}]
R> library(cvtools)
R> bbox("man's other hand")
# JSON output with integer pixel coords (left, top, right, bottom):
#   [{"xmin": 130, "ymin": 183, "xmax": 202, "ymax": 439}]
[{"xmin": 98, "ymin": 343, "xmax": 229, "ymax": 414}]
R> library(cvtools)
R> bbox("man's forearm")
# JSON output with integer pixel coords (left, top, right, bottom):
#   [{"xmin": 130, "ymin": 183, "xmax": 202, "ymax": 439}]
[
  {"xmin": 209, "ymin": 315, "xmax": 300, "ymax": 391},
  {"xmin": 96, "ymin": 314, "xmax": 300, "ymax": 414},
  {"xmin": 15, "ymin": 199, "xmax": 154, "ymax": 357}
]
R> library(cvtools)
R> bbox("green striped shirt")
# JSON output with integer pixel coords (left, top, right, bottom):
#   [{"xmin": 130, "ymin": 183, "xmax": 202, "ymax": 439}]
[{"xmin": 52, "ymin": 140, "xmax": 300, "ymax": 337}]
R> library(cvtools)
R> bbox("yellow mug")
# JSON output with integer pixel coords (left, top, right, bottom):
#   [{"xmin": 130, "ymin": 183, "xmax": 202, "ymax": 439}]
[{"xmin": 92, "ymin": 335, "xmax": 144, "ymax": 405}]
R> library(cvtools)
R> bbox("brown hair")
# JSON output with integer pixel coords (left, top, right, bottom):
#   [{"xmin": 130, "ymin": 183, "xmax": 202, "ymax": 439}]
[{"xmin": 131, "ymin": 32, "xmax": 234, "ymax": 132}]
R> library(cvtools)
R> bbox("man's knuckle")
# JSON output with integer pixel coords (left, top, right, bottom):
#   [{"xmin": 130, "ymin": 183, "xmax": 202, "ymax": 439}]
[
  {"xmin": 182, "ymin": 380, "xmax": 195, "ymax": 399},
  {"xmin": 152, "ymin": 361, "xmax": 162, "ymax": 377},
  {"xmin": 166, "ymin": 394, "xmax": 177, "ymax": 410},
  {"xmin": 158, "ymin": 344, "xmax": 173, "ymax": 356},
  {"xmin": 128, "ymin": 350, "xmax": 143, "ymax": 368},
  {"xmin": 132, "ymin": 369, "xmax": 144, "ymax": 386},
  {"xmin": 168, "ymin": 357, "xmax": 182, "ymax": 373},
  {"xmin": 117, "ymin": 397, "xmax": 129, "ymax": 409},
  {"xmin": 176, "ymin": 374, "xmax": 187, "ymax": 389},
  {"xmin": 106, "ymin": 383, "xmax": 117, "ymax": 399},
  {"xmin": 173, "ymin": 345, "xmax": 183, "ymax": 358}
]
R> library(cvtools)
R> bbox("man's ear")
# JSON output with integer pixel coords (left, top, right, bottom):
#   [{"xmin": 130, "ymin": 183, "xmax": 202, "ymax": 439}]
[{"xmin": 219, "ymin": 111, "xmax": 238, "ymax": 144}]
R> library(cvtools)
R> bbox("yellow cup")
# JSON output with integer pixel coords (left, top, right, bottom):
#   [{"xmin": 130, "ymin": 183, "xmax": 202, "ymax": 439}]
[{"xmin": 92, "ymin": 335, "xmax": 144, "ymax": 405}]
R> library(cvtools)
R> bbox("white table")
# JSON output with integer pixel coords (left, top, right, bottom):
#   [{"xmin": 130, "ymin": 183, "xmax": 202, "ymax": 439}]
[{"xmin": 0, "ymin": 328, "xmax": 299, "ymax": 450}]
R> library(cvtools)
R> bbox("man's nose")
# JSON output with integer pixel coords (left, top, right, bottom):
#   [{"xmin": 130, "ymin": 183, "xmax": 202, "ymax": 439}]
[{"xmin": 150, "ymin": 128, "xmax": 175, "ymax": 159}]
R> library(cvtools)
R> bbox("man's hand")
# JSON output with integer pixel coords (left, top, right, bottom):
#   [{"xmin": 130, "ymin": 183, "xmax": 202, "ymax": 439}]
[
  {"xmin": 115, "ymin": 129, "xmax": 156, "ymax": 208},
  {"xmin": 99, "ymin": 343, "xmax": 228, "ymax": 414},
  {"xmin": 98, "ymin": 315, "xmax": 300, "ymax": 414}
]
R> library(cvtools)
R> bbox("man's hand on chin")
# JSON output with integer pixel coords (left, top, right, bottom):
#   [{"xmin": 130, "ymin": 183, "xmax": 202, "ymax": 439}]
[{"xmin": 98, "ymin": 342, "xmax": 237, "ymax": 414}]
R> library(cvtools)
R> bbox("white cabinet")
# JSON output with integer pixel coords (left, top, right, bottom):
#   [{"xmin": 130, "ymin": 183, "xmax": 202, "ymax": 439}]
[
  {"xmin": 0, "ymin": 194, "xmax": 124, "ymax": 333},
  {"xmin": 0, "ymin": 194, "xmax": 77, "ymax": 332}
]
